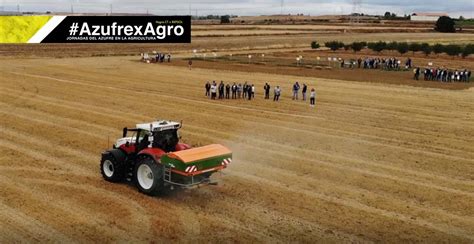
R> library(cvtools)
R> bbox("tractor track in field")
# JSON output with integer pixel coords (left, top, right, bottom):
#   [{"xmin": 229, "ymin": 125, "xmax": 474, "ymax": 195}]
[
  {"xmin": 2, "ymin": 79, "xmax": 473, "ymax": 164},
  {"xmin": 6, "ymin": 102, "xmax": 473, "ymax": 231},
  {"xmin": 4, "ymin": 107, "xmax": 473, "ymax": 223},
  {"xmin": 1, "ymin": 56, "xmax": 473, "ymax": 242},
  {"xmin": 2, "ymin": 82, "xmax": 473, "ymax": 197},
  {"xmin": 9, "ymin": 70, "xmax": 474, "ymax": 131},
  {"xmin": 6, "ymin": 70, "xmax": 474, "ymax": 148},
  {"xmin": 3, "ymin": 92, "xmax": 473, "ymax": 189},
  {"xmin": 24, "ymin": 66, "xmax": 474, "ymax": 124},
  {"xmin": 1, "ymin": 89, "xmax": 472, "ymax": 170},
  {"xmin": 230, "ymin": 161, "xmax": 474, "ymax": 227},
  {"xmin": 2, "ymin": 89, "xmax": 473, "ymax": 195},
  {"xmin": 227, "ymin": 171, "xmax": 474, "ymax": 242},
  {"xmin": 2, "ymin": 86, "xmax": 473, "ymax": 163}
]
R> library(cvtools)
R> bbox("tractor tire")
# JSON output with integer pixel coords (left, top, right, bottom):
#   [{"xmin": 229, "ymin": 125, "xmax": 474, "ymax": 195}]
[
  {"xmin": 100, "ymin": 152, "xmax": 126, "ymax": 182},
  {"xmin": 134, "ymin": 157, "xmax": 164, "ymax": 196}
]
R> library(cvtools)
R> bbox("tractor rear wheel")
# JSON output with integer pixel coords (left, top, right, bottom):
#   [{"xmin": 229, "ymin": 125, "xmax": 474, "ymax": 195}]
[
  {"xmin": 134, "ymin": 157, "xmax": 164, "ymax": 196},
  {"xmin": 100, "ymin": 154, "xmax": 126, "ymax": 182}
]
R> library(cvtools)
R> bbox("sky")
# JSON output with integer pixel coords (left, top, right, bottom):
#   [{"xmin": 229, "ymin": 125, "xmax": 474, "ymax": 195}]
[{"xmin": 1, "ymin": 0, "xmax": 473, "ymax": 18}]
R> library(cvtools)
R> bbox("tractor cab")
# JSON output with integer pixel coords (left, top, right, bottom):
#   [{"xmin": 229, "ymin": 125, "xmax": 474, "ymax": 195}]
[{"xmin": 115, "ymin": 120, "xmax": 181, "ymax": 154}]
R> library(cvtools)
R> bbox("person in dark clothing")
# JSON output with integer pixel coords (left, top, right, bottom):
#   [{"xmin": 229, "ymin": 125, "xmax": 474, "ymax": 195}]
[
  {"xmin": 225, "ymin": 84, "xmax": 231, "ymax": 99},
  {"xmin": 414, "ymin": 68, "xmax": 420, "ymax": 80},
  {"xmin": 231, "ymin": 83, "xmax": 237, "ymax": 99},
  {"xmin": 205, "ymin": 81, "xmax": 211, "ymax": 97},
  {"xmin": 264, "ymin": 83, "xmax": 270, "ymax": 99},
  {"xmin": 302, "ymin": 83, "xmax": 307, "ymax": 101},
  {"xmin": 292, "ymin": 82, "xmax": 300, "ymax": 100},
  {"xmin": 310, "ymin": 88, "xmax": 316, "ymax": 108},
  {"xmin": 247, "ymin": 86, "xmax": 252, "ymax": 100},
  {"xmin": 242, "ymin": 82, "xmax": 248, "ymax": 99},
  {"xmin": 218, "ymin": 81, "xmax": 225, "ymax": 99}
]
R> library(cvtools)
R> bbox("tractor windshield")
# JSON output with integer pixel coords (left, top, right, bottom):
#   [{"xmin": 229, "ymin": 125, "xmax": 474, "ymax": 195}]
[{"xmin": 152, "ymin": 129, "xmax": 179, "ymax": 152}]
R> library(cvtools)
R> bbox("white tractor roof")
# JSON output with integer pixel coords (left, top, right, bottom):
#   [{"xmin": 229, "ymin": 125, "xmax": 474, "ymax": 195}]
[{"xmin": 136, "ymin": 120, "xmax": 180, "ymax": 132}]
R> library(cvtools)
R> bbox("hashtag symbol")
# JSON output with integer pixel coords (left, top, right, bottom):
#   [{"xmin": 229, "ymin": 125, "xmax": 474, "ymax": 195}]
[{"xmin": 69, "ymin": 23, "xmax": 79, "ymax": 36}]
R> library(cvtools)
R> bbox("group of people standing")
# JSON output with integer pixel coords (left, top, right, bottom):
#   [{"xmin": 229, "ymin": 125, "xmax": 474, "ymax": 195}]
[
  {"xmin": 205, "ymin": 81, "xmax": 255, "ymax": 100},
  {"xmin": 339, "ymin": 57, "xmax": 411, "ymax": 71},
  {"xmin": 413, "ymin": 68, "xmax": 472, "ymax": 82},
  {"xmin": 290, "ymin": 82, "xmax": 316, "ymax": 107},
  {"xmin": 140, "ymin": 52, "xmax": 171, "ymax": 63},
  {"xmin": 205, "ymin": 81, "xmax": 317, "ymax": 107}
]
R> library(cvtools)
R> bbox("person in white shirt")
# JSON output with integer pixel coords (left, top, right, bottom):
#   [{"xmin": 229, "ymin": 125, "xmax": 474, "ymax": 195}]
[
  {"xmin": 274, "ymin": 86, "xmax": 281, "ymax": 101},
  {"xmin": 210, "ymin": 81, "xmax": 217, "ymax": 100}
]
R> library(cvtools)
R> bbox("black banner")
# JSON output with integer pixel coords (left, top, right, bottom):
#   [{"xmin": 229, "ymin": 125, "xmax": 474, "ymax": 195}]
[{"xmin": 42, "ymin": 16, "xmax": 191, "ymax": 43}]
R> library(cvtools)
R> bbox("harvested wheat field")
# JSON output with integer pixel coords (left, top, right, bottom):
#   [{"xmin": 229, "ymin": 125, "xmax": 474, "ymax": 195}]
[{"xmin": 1, "ymin": 55, "xmax": 473, "ymax": 243}]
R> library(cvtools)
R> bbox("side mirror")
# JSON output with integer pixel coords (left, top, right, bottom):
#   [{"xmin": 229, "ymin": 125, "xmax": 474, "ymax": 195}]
[{"xmin": 123, "ymin": 127, "xmax": 128, "ymax": 138}]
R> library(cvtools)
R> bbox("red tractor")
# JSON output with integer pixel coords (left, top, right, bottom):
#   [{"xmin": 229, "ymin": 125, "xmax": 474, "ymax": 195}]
[{"xmin": 100, "ymin": 120, "xmax": 232, "ymax": 196}]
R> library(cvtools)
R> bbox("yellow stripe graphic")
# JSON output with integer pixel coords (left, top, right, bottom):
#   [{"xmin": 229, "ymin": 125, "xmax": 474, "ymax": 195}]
[{"xmin": 0, "ymin": 16, "xmax": 52, "ymax": 43}]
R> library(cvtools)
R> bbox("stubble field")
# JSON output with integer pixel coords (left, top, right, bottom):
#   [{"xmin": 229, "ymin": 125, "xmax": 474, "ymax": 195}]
[{"xmin": 1, "ymin": 54, "xmax": 473, "ymax": 242}]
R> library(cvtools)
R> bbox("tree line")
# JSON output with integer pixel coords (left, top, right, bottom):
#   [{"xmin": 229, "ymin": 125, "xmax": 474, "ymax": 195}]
[{"xmin": 311, "ymin": 41, "xmax": 473, "ymax": 58}]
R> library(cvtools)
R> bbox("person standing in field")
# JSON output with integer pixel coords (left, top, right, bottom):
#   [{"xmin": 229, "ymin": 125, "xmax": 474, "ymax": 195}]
[
  {"xmin": 242, "ymin": 82, "xmax": 248, "ymax": 99},
  {"xmin": 188, "ymin": 60, "xmax": 193, "ymax": 70},
  {"xmin": 237, "ymin": 83, "xmax": 242, "ymax": 99},
  {"xmin": 292, "ymin": 82, "xmax": 300, "ymax": 100},
  {"xmin": 225, "ymin": 83, "xmax": 231, "ymax": 99},
  {"xmin": 247, "ymin": 85, "xmax": 252, "ymax": 100},
  {"xmin": 274, "ymin": 86, "xmax": 281, "ymax": 101},
  {"xmin": 210, "ymin": 81, "xmax": 217, "ymax": 100},
  {"xmin": 231, "ymin": 83, "xmax": 237, "ymax": 99},
  {"xmin": 264, "ymin": 83, "xmax": 270, "ymax": 99},
  {"xmin": 218, "ymin": 81, "xmax": 225, "ymax": 99},
  {"xmin": 302, "ymin": 83, "xmax": 307, "ymax": 101},
  {"xmin": 251, "ymin": 84, "xmax": 255, "ymax": 98},
  {"xmin": 205, "ymin": 81, "xmax": 211, "ymax": 97},
  {"xmin": 414, "ymin": 68, "xmax": 420, "ymax": 80},
  {"xmin": 310, "ymin": 88, "xmax": 316, "ymax": 108}
]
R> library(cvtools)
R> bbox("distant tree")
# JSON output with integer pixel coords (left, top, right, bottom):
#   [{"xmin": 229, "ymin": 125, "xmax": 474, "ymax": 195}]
[
  {"xmin": 220, "ymin": 15, "xmax": 231, "ymax": 24},
  {"xmin": 351, "ymin": 42, "xmax": 365, "ymax": 53},
  {"xmin": 325, "ymin": 41, "xmax": 344, "ymax": 51},
  {"xmin": 386, "ymin": 41, "xmax": 398, "ymax": 51},
  {"xmin": 409, "ymin": 43, "xmax": 422, "ymax": 54},
  {"xmin": 462, "ymin": 44, "xmax": 474, "ymax": 58},
  {"xmin": 432, "ymin": 43, "xmax": 444, "ymax": 55},
  {"xmin": 391, "ymin": 13, "xmax": 397, "ymax": 19},
  {"xmin": 368, "ymin": 41, "xmax": 387, "ymax": 53},
  {"xmin": 443, "ymin": 44, "xmax": 461, "ymax": 57},
  {"xmin": 311, "ymin": 41, "xmax": 320, "ymax": 49},
  {"xmin": 396, "ymin": 42, "xmax": 409, "ymax": 55},
  {"xmin": 435, "ymin": 16, "xmax": 456, "ymax": 33},
  {"xmin": 421, "ymin": 43, "xmax": 432, "ymax": 56},
  {"xmin": 459, "ymin": 16, "xmax": 465, "ymax": 21},
  {"xmin": 384, "ymin": 12, "xmax": 391, "ymax": 19},
  {"xmin": 344, "ymin": 44, "xmax": 351, "ymax": 51}
]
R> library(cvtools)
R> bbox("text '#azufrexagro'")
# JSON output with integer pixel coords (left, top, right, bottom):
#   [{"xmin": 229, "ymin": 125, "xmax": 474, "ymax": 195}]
[{"xmin": 42, "ymin": 16, "xmax": 191, "ymax": 43}]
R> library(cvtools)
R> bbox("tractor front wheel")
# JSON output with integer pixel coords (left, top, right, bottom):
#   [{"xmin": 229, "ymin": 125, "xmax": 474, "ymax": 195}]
[
  {"xmin": 134, "ymin": 157, "xmax": 164, "ymax": 196},
  {"xmin": 100, "ymin": 154, "xmax": 125, "ymax": 182}
]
